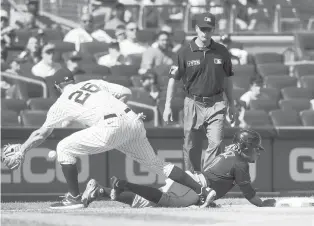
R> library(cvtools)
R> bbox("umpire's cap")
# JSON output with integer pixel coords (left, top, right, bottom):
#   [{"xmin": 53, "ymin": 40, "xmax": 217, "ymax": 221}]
[
  {"xmin": 195, "ymin": 13, "xmax": 216, "ymax": 28},
  {"xmin": 233, "ymin": 129, "xmax": 264, "ymax": 151}
]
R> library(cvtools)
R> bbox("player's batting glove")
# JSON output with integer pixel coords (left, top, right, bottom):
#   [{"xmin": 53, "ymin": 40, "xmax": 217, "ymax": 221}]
[
  {"xmin": 262, "ymin": 198, "xmax": 276, "ymax": 207},
  {"xmin": 1, "ymin": 144, "xmax": 24, "ymax": 170}
]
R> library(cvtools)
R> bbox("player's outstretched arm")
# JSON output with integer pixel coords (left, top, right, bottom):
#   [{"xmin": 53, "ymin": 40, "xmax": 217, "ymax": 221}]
[
  {"xmin": 248, "ymin": 195, "xmax": 276, "ymax": 207},
  {"xmin": 248, "ymin": 194, "xmax": 263, "ymax": 207},
  {"xmin": 20, "ymin": 126, "xmax": 54, "ymax": 154}
]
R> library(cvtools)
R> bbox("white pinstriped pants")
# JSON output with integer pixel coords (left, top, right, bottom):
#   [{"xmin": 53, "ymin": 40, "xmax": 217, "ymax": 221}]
[{"xmin": 56, "ymin": 111, "xmax": 173, "ymax": 177}]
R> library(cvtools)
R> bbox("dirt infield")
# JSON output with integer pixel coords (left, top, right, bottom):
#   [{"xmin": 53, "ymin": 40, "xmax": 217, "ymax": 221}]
[{"xmin": 1, "ymin": 198, "xmax": 314, "ymax": 226}]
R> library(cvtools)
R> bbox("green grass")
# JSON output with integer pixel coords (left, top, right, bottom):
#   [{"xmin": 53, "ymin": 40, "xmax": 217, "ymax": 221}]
[{"xmin": 1, "ymin": 198, "xmax": 314, "ymax": 226}]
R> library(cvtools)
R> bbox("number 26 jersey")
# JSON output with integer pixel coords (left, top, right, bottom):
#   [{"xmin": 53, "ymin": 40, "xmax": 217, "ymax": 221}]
[{"xmin": 43, "ymin": 80, "xmax": 129, "ymax": 128}]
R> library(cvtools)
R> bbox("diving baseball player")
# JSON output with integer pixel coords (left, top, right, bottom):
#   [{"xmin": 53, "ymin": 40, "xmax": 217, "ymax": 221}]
[
  {"xmin": 1, "ymin": 73, "xmax": 216, "ymax": 209},
  {"xmin": 82, "ymin": 129, "xmax": 276, "ymax": 208}
]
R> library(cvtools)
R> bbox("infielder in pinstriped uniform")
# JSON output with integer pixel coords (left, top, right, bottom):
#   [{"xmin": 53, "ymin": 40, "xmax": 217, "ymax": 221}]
[{"xmin": 15, "ymin": 71, "xmax": 216, "ymax": 210}]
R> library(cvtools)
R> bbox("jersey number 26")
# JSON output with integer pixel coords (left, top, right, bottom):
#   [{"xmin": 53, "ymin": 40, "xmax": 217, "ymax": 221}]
[{"xmin": 68, "ymin": 83, "xmax": 100, "ymax": 105}]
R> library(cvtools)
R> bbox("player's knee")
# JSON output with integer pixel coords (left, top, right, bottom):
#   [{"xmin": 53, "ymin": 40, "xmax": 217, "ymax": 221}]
[{"xmin": 56, "ymin": 141, "xmax": 77, "ymax": 164}]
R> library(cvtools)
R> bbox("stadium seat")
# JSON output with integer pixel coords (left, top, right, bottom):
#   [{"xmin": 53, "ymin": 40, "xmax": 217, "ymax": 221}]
[
  {"xmin": 254, "ymin": 52, "xmax": 284, "ymax": 65},
  {"xmin": 232, "ymin": 76, "xmax": 251, "ymax": 89},
  {"xmin": 53, "ymin": 41, "xmax": 75, "ymax": 53},
  {"xmin": 270, "ymin": 109, "xmax": 302, "ymax": 126},
  {"xmin": 1, "ymin": 62, "xmax": 9, "ymax": 71},
  {"xmin": 103, "ymin": 76, "xmax": 132, "ymax": 87},
  {"xmin": 300, "ymin": 110, "xmax": 314, "ymax": 126},
  {"xmin": 80, "ymin": 64, "xmax": 111, "ymax": 75},
  {"xmin": 1, "ymin": 99, "xmax": 27, "ymax": 113},
  {"xmin": 42, "ymin": 28, "xmax": 64, "ymax": 41},
  {"xmin": 281, "ymin": 87, "xmax": 314, "ymax": 99},
  {"xmin": 13, "ymin": 29, "xmax": 32, "ymax": 47},
  {"xmin": 264, "ymin": 76, "xmax": 297, "ymax": 89},
  {"xmin": 233, "ymin": 88, "xmax": 246, "ymax": 101},
  {"xmin": 249, "ymin": 99, "xmax": 278, "ymax": 112},
  {"xmin": 130, "ymin": 88, "xmax": 156, "ymax": 105},
  {"xmin": 1, "ymin": 110, "xmax": 20, "ymax": 127},
  {"xmin": 74, "ymin": 74, "xmax": 104, "ymax": 83},
  {"xmin": 128, "ymin": 54, "xmax": 143, "ymax": 67},
  {"xmin": 300, "ymin": 76, "xmax": 314, "ymax": 91},
  {"xmin": 294, "ymin": 32, "xmax": 314, "ymax": 60},
  {"xmin": 260, "ymin": 88, "xmax": 281, "ymax": 101},
  {"xmin": 103, "ymin": 29, "xmax": 116, "ymax": 39},
  {"xmin": 79, "ymin": 42, "xmax": 110, "ymax": 55},
  {"xmin": 27, "ymin": 98, "xmax": 57, "ymax": 111},
  {"xmin": 137, "ymin": 30, "xmax": 156, "ymax": 44},
  {"xmin": 279, "ymin": 99, "xmax": 311, "ymax": 112},
  {"xmin": 294, "ymin": 64, "xmax": 314, "ymax": 77},
  {"xmin": 110, "ymin": 65, "xmax": 140, "ymax": 77},
  {"xmin": 243, "ymin": 110, "xmax": 273, "ymax": 127},
  {"xmin": 257, "ymin": 64, "xmax": 290, "ymax": 77},
  {"xmin": 20, "ymin": 110, "xmax": 47, "ymax": 127},
  {"xmin": 233, "ymin": 65, "xmax": 256, "ymax": 77}
]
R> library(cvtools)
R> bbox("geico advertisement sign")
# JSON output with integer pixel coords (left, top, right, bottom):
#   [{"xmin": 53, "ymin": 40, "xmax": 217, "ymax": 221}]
[
  {"xmin": 1, "ymin": 148, "xmax": 89, "ymax": 184},
  {"xmin": 289, "ymin": 148, "xmax": 314, "ymax": 182},
  {"xmin": 125, "ymin": 150, "xmax": 256, "ymax": 184}
]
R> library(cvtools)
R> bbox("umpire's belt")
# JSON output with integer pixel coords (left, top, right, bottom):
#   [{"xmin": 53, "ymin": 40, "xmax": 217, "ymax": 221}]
[
  {"xmin": 187, "ymin": 92, "xmax": 223, "ymax": 103},
  {"xmin": 104, "ymin": 108, "xmax": 131, "ymax": 120}
]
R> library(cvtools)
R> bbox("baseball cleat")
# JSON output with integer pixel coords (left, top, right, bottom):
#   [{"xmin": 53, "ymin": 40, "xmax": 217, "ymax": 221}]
[
  {"xmin": 199, "ymin": 187, "xmax": 217, "ymax": 208},
  {"xmin": 50, "ymin": 193, "xmax": 84, "ymax": 210},
  {"xmin": 81, "ymin": 179, "xmax": 104, "ymax": 207},
  {"xmin": 110, "ymin": 176, "xmax": 125, "ymax": 201}
]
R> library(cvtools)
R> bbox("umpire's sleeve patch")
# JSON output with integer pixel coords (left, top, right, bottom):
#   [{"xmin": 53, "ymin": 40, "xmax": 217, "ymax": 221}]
[{"xmin": 169, "ymin": 65, "xmax": 179, "ymax": 75}]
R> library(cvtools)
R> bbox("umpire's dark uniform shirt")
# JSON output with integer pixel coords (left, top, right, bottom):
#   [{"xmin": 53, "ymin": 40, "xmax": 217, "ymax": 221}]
[
  {"xmin": 169, "ymin": 37, "xmax": 234, "ymax": 172},
  {"xmin": 169, "ymin": 37, "xmax": 233, "ymax": 96}
]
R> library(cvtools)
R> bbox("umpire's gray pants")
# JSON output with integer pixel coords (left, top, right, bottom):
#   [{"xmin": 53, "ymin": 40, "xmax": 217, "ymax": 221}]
[{"xmin": 183, "ymin": 93, "xmax": 227, "ymax": 172}]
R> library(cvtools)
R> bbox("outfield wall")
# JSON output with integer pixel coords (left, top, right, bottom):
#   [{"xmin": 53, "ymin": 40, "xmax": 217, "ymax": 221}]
[{"xmin": 1, "ymin": 128, "xmax": 314, "ymax": 201}]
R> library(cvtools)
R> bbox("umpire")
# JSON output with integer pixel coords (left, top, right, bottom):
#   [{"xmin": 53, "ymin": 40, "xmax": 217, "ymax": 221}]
[{"xmin": 163, "ymin": 12, "xmax": 236, "ymax": 172}]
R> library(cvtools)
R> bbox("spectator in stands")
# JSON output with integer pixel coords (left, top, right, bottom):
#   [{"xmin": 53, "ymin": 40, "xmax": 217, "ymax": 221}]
[
  {"xmin": 119, "ymin": 22, "xmax": 147, "ymax": 56},
  {"xmin": 105, "ymin": 3, "xmax": 127, "ymax": 29},
  {"xmin": 139, "ymin": 31, "xmax": 174, "ymax": 74},
  {"xmin": 1, "ymin": 9, "xmax": 9, "ymax": 30},
  {"xmin": 239, "ymin": 77, "xmax": 269, "ymax": 109},
  {"xmin": 63, "ymin": 14, "xmax": 113, "ymax": 51},
  {"xmin": 1, "ymin": 37, "xmax": 8, "ymax": 63},
  {"xmin": 17, "ymin": 36, "xmax": 42, "ymax": 64},
  {"xmin": 140, "ymin": 70, "xmax": 161, "ymax": 103},
  {"xmin": 2, "ymin": 58, "xmax": 26, "ymax": 99},
  {"xmin": 115, "ymin": 24, "xmax": 127, "ymax": 42},
  {"xmin": 97, "ymin": 42, "xmax": 130, "ymax": 67},
  {"xmin": 1, "ymin": 10, "xmax": 16, "ymax": 47},
  {"xmin": 66, "ymin": 51, "xmax": 85, "ymax": 75},
  {"xmin": 32, "ymin": 43, "xmax": 62, "ymax": 78},
  {"xmin": 152, "ymin": 25, "xmax": 183, "ymax": 52},
  {"xmin": 220, "ymin": 34, "xmax": 248, "ymax": 65}
]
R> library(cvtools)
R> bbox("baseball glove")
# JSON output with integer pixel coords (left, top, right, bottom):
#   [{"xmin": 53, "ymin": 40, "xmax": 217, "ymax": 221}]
[{"xmin": 1, "ymin": 144, "xmax": 24, "ymax": 170}]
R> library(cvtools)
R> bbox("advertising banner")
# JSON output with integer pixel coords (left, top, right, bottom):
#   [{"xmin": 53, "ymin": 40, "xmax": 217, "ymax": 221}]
[
  {"xmin": 1, "ymin": 138, "xmax": 108, "ymax": 199},
  {"xmin": 107, "ymin": 137, "xmax": 272, "ymax": 192},
  {"xmin": 273, "ymin": 140, "xmax": 314, "ymax": 191}
]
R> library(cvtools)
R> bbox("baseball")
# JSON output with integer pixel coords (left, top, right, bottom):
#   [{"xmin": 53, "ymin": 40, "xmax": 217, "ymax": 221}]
[{"xmin": 48, "ymin": 151, "xmax": 57, "ymax": 160}]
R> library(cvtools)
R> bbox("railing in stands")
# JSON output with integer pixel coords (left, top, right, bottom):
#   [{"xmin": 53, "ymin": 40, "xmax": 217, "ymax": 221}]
[
  {"xmin": 1, "ymin": 71, "xmax": 48, "ymax": 98},
  {"xmin": 127, "ymin": 101, "xmax": 159, "ymax": 127}
]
